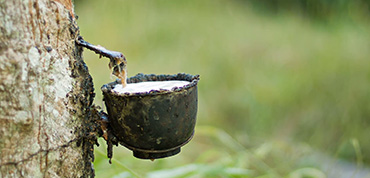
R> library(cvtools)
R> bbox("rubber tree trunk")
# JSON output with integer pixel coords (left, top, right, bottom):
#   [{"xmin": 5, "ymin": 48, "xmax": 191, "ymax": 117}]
[{"xmin": 0, "ymin": 0, "xmax": 99, "ymax": 177}]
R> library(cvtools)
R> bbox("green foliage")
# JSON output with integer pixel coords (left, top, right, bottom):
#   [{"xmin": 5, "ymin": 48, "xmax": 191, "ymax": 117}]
[
  {"xmin": 245, "ymin": 0, "xmax": 369, "ymax": 20},
  {"xmin": 75, "ymin": 0, "xmax": 370, "ymax": 177}
]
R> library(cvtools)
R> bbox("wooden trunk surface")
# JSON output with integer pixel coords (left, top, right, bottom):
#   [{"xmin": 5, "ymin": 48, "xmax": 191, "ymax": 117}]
[{"xmin": 0, "ymin": 0, "xmax": 97, "ymax": 177}]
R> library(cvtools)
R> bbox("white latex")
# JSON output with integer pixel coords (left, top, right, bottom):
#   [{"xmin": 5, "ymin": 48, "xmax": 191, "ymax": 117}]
[{"xmin": 113, "ymin": 80, "xmax": 190, "ymax": 94}]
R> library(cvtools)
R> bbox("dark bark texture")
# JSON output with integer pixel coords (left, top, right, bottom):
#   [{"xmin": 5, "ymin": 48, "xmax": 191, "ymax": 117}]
[{"xmin": 0, "ymin": 0, "xmax": 98, "ymax": 177}]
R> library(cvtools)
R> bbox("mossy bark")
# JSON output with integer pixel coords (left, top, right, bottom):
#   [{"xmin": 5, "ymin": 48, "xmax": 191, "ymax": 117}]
[{"xmin": 0, "ymin": 0, "xmax": 98, "ymax": 177}]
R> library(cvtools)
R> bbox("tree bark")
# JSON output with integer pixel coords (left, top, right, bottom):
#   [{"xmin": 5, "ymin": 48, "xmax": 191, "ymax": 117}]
[{"xmin": 0, "ymin": 0, "xmax": 98, "ymax": 177}]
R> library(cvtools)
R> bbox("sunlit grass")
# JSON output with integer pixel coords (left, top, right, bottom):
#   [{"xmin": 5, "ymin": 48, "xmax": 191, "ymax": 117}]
[{"xmin": 75, "ymin": 0, "xmax": 370, "ymax": 177}]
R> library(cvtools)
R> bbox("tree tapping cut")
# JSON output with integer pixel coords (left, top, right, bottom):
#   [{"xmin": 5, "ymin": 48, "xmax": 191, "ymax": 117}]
[{"xmin": 76, "ymin": 36, "xmax": 128, "ymax": 87}]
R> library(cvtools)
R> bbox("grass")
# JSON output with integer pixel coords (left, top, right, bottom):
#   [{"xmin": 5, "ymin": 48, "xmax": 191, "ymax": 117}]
[{"xmin": 75, "ymin": 0, "xmax": 370, "ymax": 177}]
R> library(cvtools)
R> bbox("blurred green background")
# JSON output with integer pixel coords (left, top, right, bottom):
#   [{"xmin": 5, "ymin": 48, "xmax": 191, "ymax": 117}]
[{"xmin": 74, "ymin": 0, "xmax": 370, "ymax": 177}]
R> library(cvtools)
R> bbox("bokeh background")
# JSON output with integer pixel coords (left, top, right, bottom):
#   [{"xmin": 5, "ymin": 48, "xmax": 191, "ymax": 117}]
[{"xmin": 74, "ymin": 0, "xmax": 370, "ymax": 177}]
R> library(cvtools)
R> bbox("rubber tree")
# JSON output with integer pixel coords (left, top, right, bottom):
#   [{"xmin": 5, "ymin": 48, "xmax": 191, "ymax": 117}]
[{"xmin": 0, "ymin": 0, "xmax": 100, "ymax": 177}]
